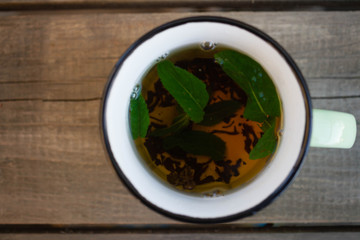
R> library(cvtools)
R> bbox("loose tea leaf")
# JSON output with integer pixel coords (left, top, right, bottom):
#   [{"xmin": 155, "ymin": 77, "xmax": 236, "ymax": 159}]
[
  {"xmin": 133, "ymin": 48, "xmax": 282, "ymax": 192},
  {"xmin": 199, "ymin": 100, "xmax": 242, "ymax": 126},
  {"xmin": 249, "ymin": 120, "xmax": 277, "ymax": 159},
  {"xmin": 151, "ymin": 112, "xmax": 190, "ymax": 137},
  {"xmin": 130, "ymin": 94, "xmax": 150, "ymax": 140},
  {"xmin": 215, "ymin": 50, "xmax": 280, "ymax": 122},
  {"xmin": 157, "ymin": 60, "xmax": 209, "ymax": 123},
  {"xmin": 163, "ymin": 130, "xmax": 226, "ymax": 161}
]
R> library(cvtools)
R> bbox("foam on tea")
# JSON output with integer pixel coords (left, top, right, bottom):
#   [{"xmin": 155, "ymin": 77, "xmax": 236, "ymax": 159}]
[{"xmin": 129, "ymin": 43, "xmax": 282, "ymax": 196}]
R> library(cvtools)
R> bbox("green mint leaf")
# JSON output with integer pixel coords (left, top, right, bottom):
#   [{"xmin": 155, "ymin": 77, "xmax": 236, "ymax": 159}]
[
  {"xmin": 151, "ymin": 113, "xmax": 190, "ymax": 137},
  {"xmin": 130, "ymin": 94, "xmax": 150, "ymax": 140},
  {"xmin": 215, "ymin": 50, "xmax": 280, "ymax": 122},
  {"xmin": 199, "ymin": 100, "xmax": 242, "ymax": 126},
  {"xmin": 157, "ymin": 60, "xmax": 209, "ymax": 123},
  {"xmin": 249, "ymin": 120, "xmax": 277, "ymax": 159},
  {"xmin": 261, "ymin": 116, "xmax": 276, "ymax": 133},
  {"xmin": 163, "ymin": 131, "xmax": 226, "ymax": 161}
]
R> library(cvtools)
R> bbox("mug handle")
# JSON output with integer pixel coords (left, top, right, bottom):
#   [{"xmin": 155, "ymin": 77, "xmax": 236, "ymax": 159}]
[{"xmin": 310, "ymin": 109, "xmax": 357, "ymax": 148}]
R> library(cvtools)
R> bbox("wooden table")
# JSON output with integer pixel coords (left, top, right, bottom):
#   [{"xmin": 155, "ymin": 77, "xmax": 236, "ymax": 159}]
[{"xmin": 0, "ymin": 0, "xmax": 359, "ymax": 239}]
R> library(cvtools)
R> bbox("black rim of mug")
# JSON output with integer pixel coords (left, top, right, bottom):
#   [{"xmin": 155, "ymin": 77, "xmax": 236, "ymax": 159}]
[{"xmin": 101, "ymin": 16, "xmax": 312, "ymax": 224}]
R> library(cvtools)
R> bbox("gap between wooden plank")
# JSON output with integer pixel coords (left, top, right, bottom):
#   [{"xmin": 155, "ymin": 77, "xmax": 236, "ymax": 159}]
[
  {"xmin": 0, "ymin": 0, "xmax": 360, "ymax": 11},
  {"xmin": 0, "ymin": 98, "xmax": 103, "ymax": 102},
  {"xmin": 0, "ymin": 224, "xmax": 360, "ymax": 233},
  {"xmin": 312, "ymin": 95, "xmax": 360, "ymax": 100}
]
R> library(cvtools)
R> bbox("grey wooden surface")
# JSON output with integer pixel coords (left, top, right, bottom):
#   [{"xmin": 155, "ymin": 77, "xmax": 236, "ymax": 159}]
[
  {"xmin": 0, "ymin": 11, "xmax": 359, "ymax": 226},
  {"xmin": 1, "ymin": 232, "xmax": 360, "ymax": 240},
  {"xmin": 0, "ymin": 0, "xmax": 359, "ymax": 11}
]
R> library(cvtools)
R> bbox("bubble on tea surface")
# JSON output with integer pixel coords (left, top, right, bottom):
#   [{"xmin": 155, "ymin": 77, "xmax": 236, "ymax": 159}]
[
  {"xmin": 156, "ymin": 52, "xmax": 169, "ymax": 62},
  {"xmin": 203, "ymin": 189, "xmax": 224, "ymax": 198},
  {"xmin": 278, "ymin": 129, "xmax": 284, "ymax": 137},
  {"xmin": 130, "ymin": 84, "xmax": 141, "ymax": 100},
  {"xmin": 200, "ymin": 41, "xmax": 217, "ymax": 51}
]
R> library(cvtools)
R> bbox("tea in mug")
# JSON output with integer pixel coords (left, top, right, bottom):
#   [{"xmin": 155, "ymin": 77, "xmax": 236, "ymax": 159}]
[{"xmin": 129, "ymin": 43, "xmax": 282, "ymax": 196}]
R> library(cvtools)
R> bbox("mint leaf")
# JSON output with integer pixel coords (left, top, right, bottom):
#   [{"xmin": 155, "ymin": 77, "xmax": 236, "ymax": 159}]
[
  {"xmin": 199, "ymin": 100, "xmax": 242, "ymax": 126},
  {"xmin": 157, "ymin": 60, "xmax": 209, "ymax": 123},
  {"xmin": 249, "ymin": 120, "xmax": 277, "ymax": 159},
  {"xmin": 151, "ymin": 113, "xmax": 190, "ymax": 137},
  {"xmin": 130, "ymin": 94, "xmax": 150, "ymax": 140},
  {"xmin": 215, "ymin": 50, "xmax": 281, "ymax": 159},
  {"xmin": 215, "ymin": 50, "xmax": 280, "ymax": 122},
  {"xmin": 163, "ymin": 131, "xmax": 226, "ymax": 161},
  {"xmin": 261, "ymin": 116, "xmax": 276, "ymax": 133}
]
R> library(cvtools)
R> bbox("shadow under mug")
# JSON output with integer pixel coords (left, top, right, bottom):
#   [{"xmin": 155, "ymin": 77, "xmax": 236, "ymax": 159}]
[{"xmin": 101, "ymin": 16, "xmax": 357, "ymax": 223}]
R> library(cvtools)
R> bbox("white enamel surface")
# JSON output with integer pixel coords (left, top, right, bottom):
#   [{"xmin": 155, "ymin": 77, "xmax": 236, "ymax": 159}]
[{"xmin": 104, "ymin": 21, "xmax": 307, "ymax": 219}]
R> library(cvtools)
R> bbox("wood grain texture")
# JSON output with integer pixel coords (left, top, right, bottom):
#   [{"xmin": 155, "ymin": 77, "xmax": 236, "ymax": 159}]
[
  {"xmin": 0, "ymin": 12, "xmax": 359, "ymax": 100},
  {"xmin": 1, "ymin": 232, "xmax": 360, "ymax": 240},
  {"xmin": 0, "ymin": 11, "xmax": 359, "ymax": 225},
  {"xmin": 1, "ymin": 0, "xmax": 358, "ymax": 5},
  {"xmin": 1, "ymin": 0, "xmax": 359, "ymax": 11}
]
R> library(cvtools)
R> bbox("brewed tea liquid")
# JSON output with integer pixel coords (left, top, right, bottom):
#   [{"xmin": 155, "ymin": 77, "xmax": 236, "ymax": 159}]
[{"xmin": 133, "ymin": 44, "xmax": 281, "ymax": 196}]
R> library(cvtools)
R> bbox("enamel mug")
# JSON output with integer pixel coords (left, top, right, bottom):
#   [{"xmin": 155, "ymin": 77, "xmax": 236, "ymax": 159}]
[{"xmin": 101, "ymin": 16, "xmax": 357, "ymax": 223}]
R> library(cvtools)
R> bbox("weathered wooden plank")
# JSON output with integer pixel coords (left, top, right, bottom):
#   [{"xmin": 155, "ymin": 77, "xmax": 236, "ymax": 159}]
[
  {"xmin": 0, "ymin": 97, "xmax": 359, "ymax": 224},
  {"xmin": 2, "ymin": 0, "xmax": 358, "ymax": 2},
  {"xmin": 1, "ymin": 232, "xmax": 360, "ymax": 240},
  {"xmin": 0, "ymin": 100, "xmax": 168, "ymax": 224},
  {"xmin": 0, "ymin": 12, "xmax": 359, "ymax": 101},
  {"xmin": 0, "ymin": 11, "xmax": 359, "ymax": 224},
  {"xmin": 0, "ymin": 0, "xmax": 359, "ymax": 11}
]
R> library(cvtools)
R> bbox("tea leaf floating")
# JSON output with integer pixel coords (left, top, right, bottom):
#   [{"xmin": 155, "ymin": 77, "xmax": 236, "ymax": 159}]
[
  {"xmin": 157, "ymin": 60, "xmax": 209, "ymax": 123},
  {"xmin": 163, "ymin": 130, "xmax": 226, "ymax": 161},
  {"xmin": 249, "ymin": 121, "xmax": 277, "ymax": 159},
  {"xmin": 151, "ymin": 112, "xmax": 190, "ymax": 137},
  {"xmin": 215, "ymin": 50, "xmax": 281, "ymax": 159},
  {"xmin": 215, "ymin": 50, "xmax": 280, "ymax": 122},
  {"xmin": 130, "ymin": 94, "xmax": 150, "ymax": 140},
  {"xmin": 200, "ymin": 100, "xmax": 242, "ymax": 126}
]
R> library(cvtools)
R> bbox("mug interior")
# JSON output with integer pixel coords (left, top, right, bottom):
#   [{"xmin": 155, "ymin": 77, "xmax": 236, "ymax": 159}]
[{"xmin": 102, "ymin": 17, "xmax": 311, "ymax": 223}]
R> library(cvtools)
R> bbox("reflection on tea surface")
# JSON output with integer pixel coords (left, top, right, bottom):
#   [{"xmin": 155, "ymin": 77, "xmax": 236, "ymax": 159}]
[{"xmin": 130, "ymin": 44, "xmax": 282, "ymax": 196}]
